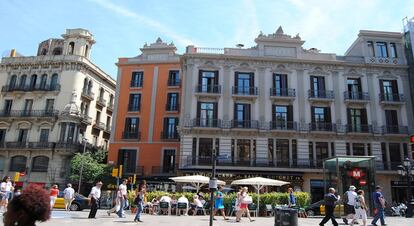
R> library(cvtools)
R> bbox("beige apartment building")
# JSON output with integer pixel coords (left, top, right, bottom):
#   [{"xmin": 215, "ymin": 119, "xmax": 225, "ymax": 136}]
[
  {"xmin": 179, "ymin": 27, "xmax": 414, "ymax": 203},
  {"xmin": 0, "ymin": 29, "xmax": 116, "ymax": 187}
]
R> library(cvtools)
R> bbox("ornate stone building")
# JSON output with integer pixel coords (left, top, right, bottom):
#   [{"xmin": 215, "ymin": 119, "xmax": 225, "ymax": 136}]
[
  {"xmin": 0, "ymin": 29, "xmax": 116, "ymax": 188},
  {"xmin": 179, "ymin": 27, "xmax": 414, "ymax": 202}
]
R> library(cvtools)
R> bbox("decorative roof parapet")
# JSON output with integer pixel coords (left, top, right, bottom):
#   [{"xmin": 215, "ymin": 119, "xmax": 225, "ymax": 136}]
[{"xmin": 255, "ymin": 26, "xmax": 305, "ymax": 45}]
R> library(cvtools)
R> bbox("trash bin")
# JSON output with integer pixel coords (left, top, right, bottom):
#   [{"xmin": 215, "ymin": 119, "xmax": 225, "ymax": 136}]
[
  {"xmin": 406, "ymin": 199, "xmax": 414, "ymax": 218},
  {"xmin": 274, "ymin": 207, "xmax": 282, "ymax": 226},
  {"xmin": 279, "ymin": 208, "xmax": 298, "ymax": 226}
]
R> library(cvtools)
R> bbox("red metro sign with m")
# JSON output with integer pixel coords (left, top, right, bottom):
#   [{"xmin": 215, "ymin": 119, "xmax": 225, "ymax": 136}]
[{"xmin": 348, "ymin": 168, "xmax": 365, "ymax": 180}]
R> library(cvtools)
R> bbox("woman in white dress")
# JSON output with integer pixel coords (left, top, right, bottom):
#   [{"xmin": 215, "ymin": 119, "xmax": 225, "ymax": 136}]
[{"xmin": 352, "ymin": 190, "xmax": 367, "ymax": 226}]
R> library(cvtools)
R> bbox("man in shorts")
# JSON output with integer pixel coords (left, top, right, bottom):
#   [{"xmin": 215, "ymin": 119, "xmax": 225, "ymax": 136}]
[{"xmin": 343, "ymin": 185, "xmax": 358, "ymax": 225}]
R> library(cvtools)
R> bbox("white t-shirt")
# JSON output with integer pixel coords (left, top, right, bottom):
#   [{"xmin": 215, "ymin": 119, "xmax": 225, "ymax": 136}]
[
  {"xmin": 119, "ymin": 184, "xmax": 127, "ymax": 196},
  {"xmin": 193, "ymin": 198, "xmax": 203, "ymax": 207},
  {"xmin": 63, "ymin": 187, "xmax": 75, "ymax": 199},
  {"xmin": 347, "ymin": 191, "xmax": 357, "ymax": 206},
  {"xmin": 177, "ymin": 196, "xmax": 189, "ymax": 205},
  {"xmin": 160, "ymin": 196, "xmax": 171, "ymax": 203},
  {"xmin": 89, "ymin": 186, "xmax": 101, "ymax": 199},
  {"xmin": 0, "ymin": 182, "xmax": 12, "ymax": 192}
]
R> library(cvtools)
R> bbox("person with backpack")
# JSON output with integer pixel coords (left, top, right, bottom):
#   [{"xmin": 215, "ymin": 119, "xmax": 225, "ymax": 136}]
[
  {"xmin": 134, "ymin": 184, "xmax": 146, "ymax": 222},
  {"xmin": 352, "ymin": 190, "xmax": 368, "ymax": 226},
  {"xmin": 343, "ymin": 185, "xmax": 358, "ymax": 225}
]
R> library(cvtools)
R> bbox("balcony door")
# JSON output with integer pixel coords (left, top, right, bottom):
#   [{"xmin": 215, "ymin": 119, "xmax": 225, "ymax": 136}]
[
  {"xmin": 272, "ymin": 105, "xmax": 293, "ymax": 129},
  {"xmin": 23, "ymin": 99, "xmax": 33, "ymax": 116},
  {"xmin": 347, "ymin": 78, "xmax": 362, "ymax": 99},
  {"xmin": 311, "ymin": 106, "xmax": 331, "ymax": 130},
  {"xmin": 199, "ymin": 71, "xmax": 218, "ymax": 92},
  {"xmin": 118, "ymin": 149, "xmax": 137, "ymax": 174},
  {"xmin": 273, "ymin": 74, "xmax": 287, "ymax": 95},
  {"xmin": 385, "ymin": 110, "xmax": 398, "ymax": 133},
  {"xmin": 310, "ymin": 76, "xmax": 325, "ymax": 97},
  {"xmin": 162, "ymin": 149, "xmax": 176, "ymax": 173},
  {"xmin": 4, "ymin": 100, "xmax": 12, "ymax": 115},
  {"xmin": 17, "ymin": 129, "xmax": 28, "ymax": 143},
  {"xmin": 197, "ymin": 102, "xmax": 217, "ymax": 127},
  {"xmin": 163, "ymin": 117, "xmax": 178, "ymax": 138},
  {"xmin": 380, "ymin": 80, "xmax": 398, "ymax": 101},
  {"xmin": 234, "ymin": 103, "xmax": 251, "ymax": 128},
  {"xmin": 235, "ymin": 72, "xmax": 254, "ymax": 94},
  {"xmin": 347, "ymin": 108, "xmax": 367, "ymax": 132}
]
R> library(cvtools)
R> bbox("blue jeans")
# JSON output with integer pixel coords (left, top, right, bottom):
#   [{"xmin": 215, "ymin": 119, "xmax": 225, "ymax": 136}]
[
  {"xmin": 372, "ymin": 207, "xmax": 385, "ymax": 225},
  {"xmin": 134, "ymin": 203, "xmax": 143, "ymax": 221},
  {"xmin": 117, "ymin": 198, "xmax": 125, "ymax": 217}
]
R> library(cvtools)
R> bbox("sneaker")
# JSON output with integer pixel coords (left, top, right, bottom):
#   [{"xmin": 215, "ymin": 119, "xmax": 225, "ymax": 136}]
[
  {"xmin": 138, "ymin": 220, "xmax": 143, "ymax": 222},
  {"xmin": 250, "ymin": 219, "xmax": 255, "ymax": 222},
  {"xmin": 343, "ymin": 218, "xmax": 349, "ymax": 225},
  {"xmin": 371, "ymin": 223, "xmax": 378, "ymax": 226}
]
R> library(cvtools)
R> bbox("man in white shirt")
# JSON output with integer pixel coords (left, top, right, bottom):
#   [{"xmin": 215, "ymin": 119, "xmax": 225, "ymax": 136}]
[
  {"xmin": 343, "ymin": 185, "xmax": 358, "ymax": 225},
  {"xmin": 88, "ymin": 181, "xmax": 103, "ymax": 219},
  {"xmin": 63, "ymin": 183, "xmax": 75, "ymax": 211},
  {"xmin": 177, "ymin": 194, "xmax": 189, "ymax": 215},
  {"xmin": 192, "ymin": 195, "xmax": 204, "ymax": 216},
  {"xmin": 116, "ymin": 179, "xmax": 128, "ymax": 218}
]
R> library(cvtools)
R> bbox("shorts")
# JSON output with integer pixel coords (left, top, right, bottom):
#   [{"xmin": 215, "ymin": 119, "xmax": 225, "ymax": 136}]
[
  {"xmin": 354, "ymin": 208, "xmax": 367, "ymax": 221},
  {"xmin": 240, "ymin": 203, "xmax": 248, "ymax": 209},
  {"xmin": 345, "ymin": 204, "xmax": 355, "ymax": 215},
  {"xmin": 1, "ymin": 191, "xmax": 11, "ymax": 201}
]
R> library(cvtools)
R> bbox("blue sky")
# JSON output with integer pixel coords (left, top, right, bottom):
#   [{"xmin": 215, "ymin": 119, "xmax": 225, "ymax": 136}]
[{"xmin": 1, "ymin": 0, "xmax": 413, "ymax": 78}]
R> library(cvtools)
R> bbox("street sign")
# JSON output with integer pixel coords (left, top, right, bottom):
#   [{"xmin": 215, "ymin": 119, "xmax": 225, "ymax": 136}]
[
  {"xmin": 119, "ymin": 165, "xmax": 123, "ymax": 178},
  {"xmin": 112, "ymin": 168, "xmax": 119, "ymax": 177},
  {"xmin": 14, "ymin": 172, "xmax": 20, "ymax": 182},
  {"xmin": 133, "ymin": 174, "xmax": 136, "ymax": 184}
]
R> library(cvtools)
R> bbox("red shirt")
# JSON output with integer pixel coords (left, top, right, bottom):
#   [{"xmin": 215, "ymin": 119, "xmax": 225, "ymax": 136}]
[{"xmin": 50, "ymin": 188, "xmax": 59, "ymax": 197}]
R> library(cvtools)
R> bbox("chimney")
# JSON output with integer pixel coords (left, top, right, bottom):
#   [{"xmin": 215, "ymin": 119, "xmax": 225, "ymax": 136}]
[{"xmin": 10, "ymin": 49, "xmax": 16, "ymax": 57}]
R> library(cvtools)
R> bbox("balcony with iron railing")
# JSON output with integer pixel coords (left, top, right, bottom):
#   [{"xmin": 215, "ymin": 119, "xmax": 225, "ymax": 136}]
[
  {"xmin": 93, "ymin": 121, "xmax": 106, "ymax": 130},
  {"xmin": 308, "ymin": 90, "xmax": 335, "ymax": 100},
  {"xmin": 231, "ymin": 120, "xmax": 259, "ymax": 129},
  {"xmin": 28, "ymin": 142, "xmax": 56, "ymax": 149},
  {"xmin": 127, "ymin": 104, "xmax": 141, "ymax": 112},
  {"xmin": 309, "ymin": 123, "xmax": 336, "ymax": 132},
  {"xmin": 107, "ymin": 102, "xmax": 114, "ymax": 112},
  {"xmin": 343, "ymin": 91, "xmax": 370, "ymax": 102},
  {"xmin": 376, "ymin": 161, "xmax": 407, "ymax": 171},
  {"xmin": 104, "ymin": 125, "xmax": 112, "ymax": 133},
  {"xmin": 381, "ymin": 125, "xmax": 409, "ymax": 135},
  {"xmin": 96, "ymin": 97, "xmax": 106, "ymax": 107},
  {"xmin": 269, "ymin": 88, "xmax": 296, "ymax": 98},
  {"xmin": 167, "ymin": 79, "xmax": 181, "ymax": 87},
  {"xmin": 166, "ymin": 103, "xmax": 180, "ymax": 112},
  {"xmin": 1, "ymin": 84, "xmax": 61, "ymax": 93},
  {"xmin": 269, "ymin": 121, "xmax": 297, "ymax": 131},
  {"xmin": 195, "ymin": 84, "xmax": 222, "ymax": 95},
  {"xmin": 122, "ymin": 166, "xmax": 145, "ymax": 176},
  {"xmin": 130, "ymin": 80, "xmax": 143, "ymax": 88},
  {"xmin": 181, "ymin": 156, "xmax": 324, "ymax": 169},
  {"xmin": 232, "ymin": 86, "xmax": 258, "ymax": 96},
  {"xmin": 379, "ymin": 93, "xmax": 405, "ymax": 104},
  {"xmin": 80, "ymin": 114, "xmax": 92, "ymax": 124},
  {"xmin": 0, "ymin": 110, "xmax": 59, "ymax": 118},
  {"xmin": 192, "ymin": 118, "xmax": 222, "ymax": 128},
  {"xmin": 122, "ymin": 131, "xmax": 141, "ymax": 140},
  {"xmin": 160, "ymin": 131, "xmax": 180, "ymax": 140},
  {"xmin": 81, "ymin": 90, "xmax": 95, "ymax": 101},
  {"xmin": 151, "ymin": 165, "xmax": 178, "ymax": 175},
  {"xmin": 346, "ymin": 124, "xmax": 372, "ymax": 133}
]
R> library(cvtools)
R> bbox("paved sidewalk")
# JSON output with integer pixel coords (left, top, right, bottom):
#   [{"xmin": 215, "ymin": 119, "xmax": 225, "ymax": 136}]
[{"xmin": 26, "ymin": 210, "xmax": 414, "ymax": 226}]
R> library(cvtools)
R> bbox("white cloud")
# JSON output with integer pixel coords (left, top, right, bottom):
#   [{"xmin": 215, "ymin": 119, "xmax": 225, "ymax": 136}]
[{"xmin": 87, "ymin": 0, "xmax": 198, "ymax": 47}]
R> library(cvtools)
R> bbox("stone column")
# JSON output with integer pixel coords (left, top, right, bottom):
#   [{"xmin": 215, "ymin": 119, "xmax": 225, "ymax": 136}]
[
  {"xmin": 335, "ymin": 140, "xmax": 347, "ymax": 156},
  {"xmin": 219, "ymin": 137, "xmax": 232, "ymax": 164},
  {"xmin": 297, "ymin": 138, "xmax": 309, "ymax": 166},
  {"xmin": 222, "ymin": 65, "xmax": 231, "ymax": 121},
  {"xmin": 180, "ymin": 135, "xmax": 194, "ymax": 167},
  {"xmin": 256, "ymin": 137, "xmax": 268, "ymax": 165},
  {"xmin": 257, "ymin": 67, "xmax": 266, "ymax": 124}
]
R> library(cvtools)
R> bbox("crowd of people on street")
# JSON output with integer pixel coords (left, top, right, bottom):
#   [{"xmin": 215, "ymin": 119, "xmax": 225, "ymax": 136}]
[{"xmin": 320, "ymin": 185, "xmax": 387, "ymax": 226}]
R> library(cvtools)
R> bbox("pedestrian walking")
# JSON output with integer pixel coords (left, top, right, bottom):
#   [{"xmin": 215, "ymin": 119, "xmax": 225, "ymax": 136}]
[
  {"xmin": 352, "ymin": 190, "xmax": 367, "ymax": 226},
  {"xmin": 63, "ymin": 183, "xmax": 75, "ymax": 211},
  {"xmin": 0, "ymin": 176, "xmax": 13, "ymax": 212},
  {"xmin": 319, "ymin": 187, "xmax": 340, "ymax": 226},
  {"xmin": 49, "ymin": 184, "xmax": 59, "ymax": 210},
  {"xmin": 117, "ymin": 179, "xmax": 128, "ymax": 218},
  {"xmin": 235, "ymin": 187, "xmax": 254, "ymax": 222},
  {"xmin": 107, "ymin": 188, "xmax": 122, "ymax": 216},
  {"xmin": 288, "ymin": 187, "xmax": 296, "ymax": 207},
  {"xmin": 343, "ymin": 185, "xmax": 358, "ymax": 225},
  {"xmin": 3, "ymin": 184, "xmax": 51, "ymax": 226},
  {"xmin": 134, "ymin": 184, "xmax": 145, "ymax": 222},
  {"xmin": 213, "ymin": 186, "xmax": 230, "ymax": 220},
  {"xmin": 88, "ymin": 181, "xmax": 103, "ymax": 219},
  {"xmin": 371, "ymin": 185, "xmax": 386, "ymax": 226}
]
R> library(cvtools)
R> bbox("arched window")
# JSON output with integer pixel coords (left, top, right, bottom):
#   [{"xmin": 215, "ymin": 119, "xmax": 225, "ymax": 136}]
[
  {"xmin": 84, "ymin": 45, "xmax": 89, "ymax": 57},
  {"xmin": 10, "ymin": 155, "xmax": 27, "ymax": 172},
  {"xmin": 41, "ymin": 48, "xmax": 47, "ymax": 55},
  {"xmin": 31, "ymin": 156, "xmax": 49, "ymax": 172},
  {"xmin": 83, "ymin": 78, "xmax": 88, "ymax": 92},
  {"xmin": 9, "ymin": 75, "xmax": 17, "ymax": 89},
  {"xmin": 30, "ymin": 74, "xmax": 37, "ymax": 89},
  {"xmin": 52, "ymin": 47, "xmax": 62, "ymax": 55},
  {"xmin": 40, "ymin": 74, "xmax": 47, "ymax": 90},
  {"xmin": 19, "ymin": 74, "xmax": 27, "ymax": 89},
  {"xmin": 87, "ymin": 80, "xmax": 93, "ymax": 93},
  {"xmin": 109, "ymin": 94, "xmax": 114, "ymax": 107},
  {"xmin": 0, "ymin": 155, "xmax": 5, "ymax": 171},
  {"xmin": 68, "ymin": 42, "xmax": 75, "ymax": 55},
  {"xmin": 99, "ymin": 88, "xmax": 104, "ymax": 99},
  {"xmin": 50, "ymin": 74, "xmax": 58, "ymax": 90},
  {"xmin": 80, "ymin": 102, "xmax": 85, "ymax": 115}
]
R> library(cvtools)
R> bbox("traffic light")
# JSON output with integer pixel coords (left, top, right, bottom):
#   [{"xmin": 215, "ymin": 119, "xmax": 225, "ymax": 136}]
[{"xmin": 410, "ymin": 135, "xmax": 414, "ymax": 143}]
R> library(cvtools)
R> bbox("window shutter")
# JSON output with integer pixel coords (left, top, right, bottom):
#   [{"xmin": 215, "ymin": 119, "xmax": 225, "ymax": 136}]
[
  {"xmin": 163, "ymin": 118, "xmax": 168, "ymax": 132},
  {"xmin": 233, "ymin": 103, "xmax": 237, "ymax": 120},
  {"xmin": 197, "ymin": 102, "xmax": 201, "ymax": 119},
  {"xmin": 272, "ymin": 105, "xmax": 276, "ymax": 122},
  {"xmin": 137, "ymin": 118, "xmax": 140, "ymax": 131},
  {"xmin": 214, "ymin": 71, "xmax": 219, "ymax": 85},
  {"xmin": 311, "ymin": 107, "xmax": 315, "ymax": 123},
  {"xmin": 379, "ymin": 80, "xmax": 384, "ymax": 94},
  {"xmin": 310, "ymin": 76, "xmax": 314, "ymax": 91},
  {"xmin": 117, "ymin": 149, "xmax": 124, "ymax": 166},
  {"xmin": 250, "ymin": 73, "xmax": 255, "ymax": 87},
  {"xmin": 246, "ymin": 104, "xmax": 251, "ymax": 121},
  {"xmin": 282, "ymin": 74, "xmax": 288, "ymax": 89},
  {"xmin": 325, "ymin": 107, "xmax": 331, "ymax": 123},
  {"xmin": 392, "ymin": 80, "xmax": 399, "ymax": 93},
  {"xmin": 361, "ymin": 109, "xmax": 368, "ymax": 125},
  {"xmin": 198, "ymin": 70, "xmax": 203, "ymax": 85},
  {"xmin": 347, "ymin": 108, "xmax": 352, "ymax": 125},
  {"xmin": 213, "ymin": 102, "xmax": 218, "ymax": 119},
  {"xmin": 287, "ymin": 105, "xmax": 293, "ymax": 122}
]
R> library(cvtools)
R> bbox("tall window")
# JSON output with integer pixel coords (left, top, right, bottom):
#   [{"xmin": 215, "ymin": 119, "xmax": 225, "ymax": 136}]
[
  {"xmin": 272, "ymin": 74, "xmax": 288, "ymax": 96},
  {"xmin": 315, "ymin": 142, "xmax": 329, "ymax": 167},
  {"xmin": 39, "ymin": 129, "xmax": 50, "ymax": 142},
  {"xmin": 30, "ymin": 74, "xmax": 37, "ymax": 89},
  {"xmin": 10, "ymin": 156, "xmax": 27, "ymax": 172},
  {"xmin": 385, "ymin": 110, "xmax": 399, "ymax": 134},
  {"xmin": 376, "ymin": 42, "xmax": 388, "ymax": 58},
  {"xmin": 380, "ymin": 80, "xmax": 399, "ymax": 101},
  {"xmin": 40, "ymin": 74, "xmax": 47, "ymax": 90},
  {"xmin": 272, "ymin": 105, "xmax": 293, "ymax": 129},
  {"xmin": 235, "ymin": 72, "xmax": 254, "ymax": 94},
  {"xmin": 131, "ymin": 72, "xmax": 143, "ymax": 87},
  {"xmin": 346, "ymin": 78, "xmax": 362, "ymax": 99},
  {"xmin": 128, "ymin": 94, "xmax": 141, "ymax": 111},
  {"xmin": 166, "ymin": 93, "xmax": 179, "ymax": 111},
  {"xmin": 45, "ymin": 99, "xmax": 54, "ymax": 113},
  {"xmin": 118, "ymin": 149, "xmax": 137, "ymax": 174},
  {"xmin": 310, "ymin": 76, "xmax": 325, "ymax": 97},
  {"xmin": 234, "ymin": 103, "xmax": 251, "ymax": 128},
  {"xmin": 3, "ymin": 100, "xmax": 12, "ymax": 115},
  {"xmin": 19, "ymin": 75, "xmax": 27, "ymax": 88},
  {"xmin": 0, "ymin": 129, "xmax": 6, "ymax": 144},
  {"xmin": 99, "ymin": 88, "xmax": 104, "ymax": 100},
  {"xmin": 50, "ymin": 74, "xmax": 58, "ymax": 90},
  {"xmin": 31, "ymin": 156, "xmax": 49, "ymax": 172},
  {"xmin": 311, "ymin": 106, "xmax": 331, "ymax": 130},
  {"xmin": 68, "ymin": 42, "xmax": 75, "ymax": 55},
  {"xmin": 276, "ymin": 139, "xmax": 289, "ymax": 166},
  {"xmin": 198, "ymin": 70, "xmax": 219, "ymax": 92},
  {"xmin": 367, "ymin": 41, "xmax": 375, "ymax": 57},
  {"xmin": 198, "ymin": 138, "xmax": 213, "ymax": 163},
  {"xmin": 168, "ymin": 70, "xmax": 180, "ymax": 86},
  {"xmin": 23, "ymin": 99, "xmax": 33, "ymax": 115},
  {"xmin": 197, "ymin": 102, "xmax": 217, "ymax": 127},
  {"xmin": 347, "ymin": 108, "xmax": 368, "ymax": 132},
  {"xmin": 390, "ymin": 43, "xmax": 397, "ymax": 58},
  {"xmin": 124, "ymin": 117, "xmax": 139, "ymax": 133},
  {"xmin": 9, "ymin": 75, "xmax": 17, "ymax": 89},
  {"xmin": 163, "ymin": 117, "xmax": 179, "ymax": 138},
  {"xmin": 237, "ymin": 139, "xmax": 252, "ymax": 165},
  {"xmin": 0, "ymin": 156, "xmax": 5, "ymax": 171}
]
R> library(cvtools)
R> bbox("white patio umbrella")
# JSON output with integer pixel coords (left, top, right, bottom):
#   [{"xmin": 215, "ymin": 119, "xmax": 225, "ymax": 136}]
[
  {"xmin": 231, "ymin": 177, "xmax": 290, "ymax": 216},
  {"xmin": 170, "ymin": 175, "xmax": 226, "ymax": 192}
]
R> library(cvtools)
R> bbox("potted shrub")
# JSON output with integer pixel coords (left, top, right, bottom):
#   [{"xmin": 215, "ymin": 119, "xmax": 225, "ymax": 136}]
[{"xmin": 128, "ymin": 190, "xmax": 137, "ymax": 213}]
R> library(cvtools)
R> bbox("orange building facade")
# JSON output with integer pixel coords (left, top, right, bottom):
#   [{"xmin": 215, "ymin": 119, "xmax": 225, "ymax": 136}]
[{"xmin": 109, "ymin": 38, "xmax": 181, "ymax": 186}]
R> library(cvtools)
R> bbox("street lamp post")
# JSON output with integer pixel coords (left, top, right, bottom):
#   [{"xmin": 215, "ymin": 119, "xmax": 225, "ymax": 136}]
[
  {"xmin": 397, "ymin": 158, "xmax": 414, "ymax": 218},
  {"xmin": 209, "ymin": 149, "xmax": 217, "ymax": 226},
  {"xmin": 77, "ymin": 138, "xmax": 88, "ymax": 194}
]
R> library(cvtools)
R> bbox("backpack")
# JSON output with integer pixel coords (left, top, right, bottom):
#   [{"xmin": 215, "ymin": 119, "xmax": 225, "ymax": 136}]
[
  {"xmin": 343, "ymin": 191, "xmax": 349, "ymax": 204},
  {"xmin": 134, "ymin": 194, "xmax": 143, "ymax": 205}
]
